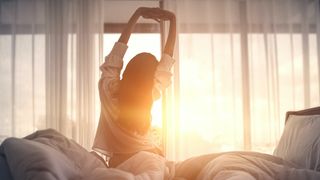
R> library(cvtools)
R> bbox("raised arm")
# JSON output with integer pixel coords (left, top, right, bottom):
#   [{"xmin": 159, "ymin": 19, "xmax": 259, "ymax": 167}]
[
  {"xmin": 141, "ymin": 8, "xmax": 176, "ymax": 56},
  {"xmin": 118, "ymin": 7, "xmax": 161, "ymax": 44},
  {"xmin": 98, "ymin": 8, "xmax": 147, "ymax": 97},
  {"xmin": 162, "ymin": 11, "xmax": 176, "ymax": 57},
  {"xmin": 140, "ymin": 9, "xmax": 176, "ymax": 100},
  {"xmin": 118, "ymin": 8, "xmax": 142, "ymax": 44}
]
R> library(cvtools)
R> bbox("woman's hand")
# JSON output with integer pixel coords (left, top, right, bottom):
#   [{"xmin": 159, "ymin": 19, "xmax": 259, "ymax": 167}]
[
  {"xmin": 137, "ymin": 7, "xmax": 175, "ymax": 22},
  {"xmin": 118, "ymin": 7, "xmax": 176, "ymax": 56},
  {"xmin": 138, "ymin": 7, "xmax": 176, "ymax": 56}
]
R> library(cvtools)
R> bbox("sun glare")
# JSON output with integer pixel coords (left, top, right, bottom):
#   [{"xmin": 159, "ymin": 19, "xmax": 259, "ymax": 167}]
[{"xmin": 103, "ymin": 32, "xmax": 319, "ymax": 157}]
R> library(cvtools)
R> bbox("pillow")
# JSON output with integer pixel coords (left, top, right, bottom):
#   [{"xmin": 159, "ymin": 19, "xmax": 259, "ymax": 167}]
[
  {"xmin": 1, "ymin": 137, "xmax": 80, "ymax": 180},
  {"xmin": 0, "ymin": 154, "xmax": 13, "ymax": 180},
  {"xmin": 273, "ymin": 114, "xmax": 320, "ymax": 171}
]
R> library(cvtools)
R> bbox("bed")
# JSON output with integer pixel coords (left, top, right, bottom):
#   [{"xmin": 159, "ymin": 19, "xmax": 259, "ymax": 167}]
[
  {"xmin": 1, "ymin": 106, "xmax": 320, "ymax": 180},
  {"xmin": 187, "ymin": 106, "xmax": 320, "ymax": 180}
]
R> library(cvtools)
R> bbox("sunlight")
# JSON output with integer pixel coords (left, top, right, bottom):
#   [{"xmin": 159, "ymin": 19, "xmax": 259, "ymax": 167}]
[
  {"xmin": 103, "ymin": 32, "xmax": 319, "ymax": 158},
  {"xmin": 173, "ymin": 33, "xmax": 245, "ymax": 155}
]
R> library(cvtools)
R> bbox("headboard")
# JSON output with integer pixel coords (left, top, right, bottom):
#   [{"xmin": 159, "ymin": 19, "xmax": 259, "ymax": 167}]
[
  {"xmin": 285, "ymin": 106, "xmax": 320, "ymax": 124},
  {"xmin": 275, "ymin": 106, "xmax": 320, "ymax": 171}
]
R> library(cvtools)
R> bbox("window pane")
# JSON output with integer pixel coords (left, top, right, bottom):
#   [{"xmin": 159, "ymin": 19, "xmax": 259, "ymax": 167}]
[
  {"xmin": 176, "ymin": 32, "xmax": 319, "ymax": 157},
  {"xmin": 0, "ymin": 34, "xmax": 46, "ymax": 140},
  {"xmin": 176, "ymin": 33, "xmax": 243, "ymax": 158}
]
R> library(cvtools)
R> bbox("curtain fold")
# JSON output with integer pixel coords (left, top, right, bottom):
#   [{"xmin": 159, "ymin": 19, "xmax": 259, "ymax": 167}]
[
  {"xmin": 0, "ymin": 0, "xmax": 103, "ymax": 150},
  {"xmin": 163, "ymin": 0, "xmax": 320, "ymax": 161}
]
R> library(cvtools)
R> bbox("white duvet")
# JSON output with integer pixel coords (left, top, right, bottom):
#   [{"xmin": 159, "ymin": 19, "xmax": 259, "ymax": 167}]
[
  {"xmin": 2, "ymin": 129, "xmax": 320, "ymax": 180},
  {"xmin": 0, "ymin": 129, "xmax": 169, "ymax": 180},
  {"xmin": 196, "ymin": 152, "xmax": 320, "ymax": 180}
]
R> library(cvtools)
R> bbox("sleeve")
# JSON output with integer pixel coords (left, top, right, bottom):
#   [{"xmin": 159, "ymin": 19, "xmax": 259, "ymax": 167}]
[
  {"xmin": 153, "ymin": 53, "xmax": 175, "ymax": 100},
  {"xmin": 99, "ymin": 42, "xmax": 128, "ymax": 97}
]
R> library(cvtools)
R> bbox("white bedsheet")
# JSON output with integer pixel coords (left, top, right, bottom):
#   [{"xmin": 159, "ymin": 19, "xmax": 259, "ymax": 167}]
[
  {"xmin": 2, "ymin": 129, "xmax": 320, "ymax": 180},
  {"xmin": 196, "ymin": 152, "xmax": 320, "ymax": 180},
  {"xmin": 0, "ymin": 129, "xmax": 168, "ymax": 180}
]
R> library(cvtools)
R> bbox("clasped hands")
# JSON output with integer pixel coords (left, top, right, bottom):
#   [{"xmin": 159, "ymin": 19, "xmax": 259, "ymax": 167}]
[{"xmin": 136, "ymin": 7, "xmax": 175, "ymax": 22}]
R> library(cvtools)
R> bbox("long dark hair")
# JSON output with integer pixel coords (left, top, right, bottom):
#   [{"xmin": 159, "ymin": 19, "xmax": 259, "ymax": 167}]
[{"xmin": 118, "ymin": 53, "xmax": 158, "ymax": 135}]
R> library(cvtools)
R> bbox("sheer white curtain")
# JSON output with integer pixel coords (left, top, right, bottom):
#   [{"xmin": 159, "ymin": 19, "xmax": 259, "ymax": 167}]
[
  {"xmin": 163, "ymin": 0, "xmax": 320, "ymax": 161},
  {"xmin": 0, "ymin": 0, "xmax": 103, "ymax": 149}
]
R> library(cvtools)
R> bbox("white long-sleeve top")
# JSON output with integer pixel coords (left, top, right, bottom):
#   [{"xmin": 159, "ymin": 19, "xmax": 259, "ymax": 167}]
[{"xmin": 92, "ymin": 42, "xmax": 175, "ymax": 157}]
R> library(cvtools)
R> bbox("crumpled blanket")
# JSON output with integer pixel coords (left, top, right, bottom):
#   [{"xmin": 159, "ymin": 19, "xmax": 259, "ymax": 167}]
[
  {"xmin": 195, "ymin": 152, "xmax": 320, "ymax": 180},
  {"xmin": 0, "ymin": 129, "xmax": 168, "ymax": 180},
  {"xmin": 2, "ymin": 129, "xmax": 320, "ymax": 180}
]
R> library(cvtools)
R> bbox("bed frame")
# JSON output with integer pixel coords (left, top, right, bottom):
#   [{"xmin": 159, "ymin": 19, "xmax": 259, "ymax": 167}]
[{"xmin": 285, "ymin": 106, "xmax": 320, "ymax": 124}]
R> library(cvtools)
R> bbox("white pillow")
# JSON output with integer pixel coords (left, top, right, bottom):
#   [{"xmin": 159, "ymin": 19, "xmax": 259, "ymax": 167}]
[
  {"xmin": 273, "ymin": 115, "xmax": 320, "ymax": 171},
  {"xmin": 1, "ymin": 137, "xmax": 80, "ymax": 180}
]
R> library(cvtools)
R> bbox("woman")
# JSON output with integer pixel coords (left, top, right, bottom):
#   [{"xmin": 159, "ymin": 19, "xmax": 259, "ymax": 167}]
[{"xmin": 93, "ymin": 7, "xmax": 176, "ymax": 168}]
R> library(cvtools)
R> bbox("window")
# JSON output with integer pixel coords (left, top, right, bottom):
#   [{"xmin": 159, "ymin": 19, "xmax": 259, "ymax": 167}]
[{"xmin": 175, "ymin": 32, "xmax": 319, "ymax": 156}]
